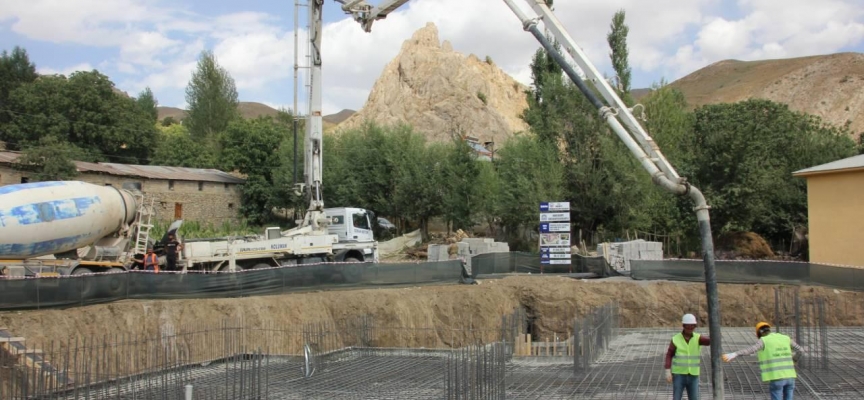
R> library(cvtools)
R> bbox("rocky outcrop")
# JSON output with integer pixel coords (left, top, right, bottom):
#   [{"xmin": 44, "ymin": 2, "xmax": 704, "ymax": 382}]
[{"xmin": 337, "ymin": 22, "xmax": 530, "ymax": 144}]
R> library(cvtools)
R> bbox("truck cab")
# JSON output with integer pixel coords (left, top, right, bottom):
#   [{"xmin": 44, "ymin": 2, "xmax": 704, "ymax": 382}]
[{"xmin": 324, "ymin": 207, "xmax": 374, "ymax": 243}]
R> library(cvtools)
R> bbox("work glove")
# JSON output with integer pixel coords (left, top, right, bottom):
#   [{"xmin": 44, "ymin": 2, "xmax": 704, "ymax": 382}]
[
  {"xmin": 722, "ymin": 353, "xmax": 737, "ymax": 362},
  {"xmin": 792, "ymin": 352, "xmax": 802, "ymax": 363},
  {"xmin": 665, "ymin": 369, "xmax": 672, "ymax": 383}
]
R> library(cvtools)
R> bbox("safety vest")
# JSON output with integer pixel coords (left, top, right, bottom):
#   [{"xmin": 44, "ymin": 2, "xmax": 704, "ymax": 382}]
[
  {"xmin": 757, "ymin": 333, "xmax": 797, "ymax": 382},
  {"xmin": 671, "ymin": 333, "xmax": 701, "ymax": 376},
  {"xmin": 144, "ymin": 253, "xmax": 160, "ymax": 273}
]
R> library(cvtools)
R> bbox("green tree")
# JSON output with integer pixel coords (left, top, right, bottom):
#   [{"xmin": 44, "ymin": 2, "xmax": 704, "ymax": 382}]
[
  {"xmin": 606, "ymin": 9, "xmax": 633, "ymax": 104},
  {"xmin": 220, "ymin": 117, "xmax": 284, "ymax": 224},
  {"xmin": 688, "ymin": 99, "xmax": 857, "ymax": 242},
  {"xmin": 473, "ymin": 160, "xmax": 500, "ymax": 237},
  {"xmin": 152, "ymin": 123, "xmax": 219, "ymax": 168},
  {"xmin": 0, "ymin": 46, "xmax": 38, "ymax": 124},
  {"xmin": 495, "ymin": 135, "xmax": 565, "ymax": 245},
  {"xmin": 184, "ymin": 50, "xmax": 239, "ymax": 142},
  {"xmin": 441, "ymin": 138, "xmax": 479, "ymax": 231},
  {"xmin": 1, "ymin": 71, "xmax": 157, "ymax": 164},
  {"xmin": 15, "ymin": 136, "xmax": 83, "ymax": 181},
  {"xmin": 522, "ymin": 45, "xmax": 645, "ymax": 235},
  {"xmin": 136, "ymin": 87, "xmax": 159, "ymax": 123}
]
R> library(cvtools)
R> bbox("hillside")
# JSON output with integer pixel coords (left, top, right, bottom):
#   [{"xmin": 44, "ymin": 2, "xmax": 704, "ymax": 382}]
[
  {"xmin": 336, "ymin": 22, "xmax": 529, "ymax": 144},
  {"xmin": 157, "ymin": 102, "xmax": 342, "ymax": 130},
  {"xmin": 669, "ymin": 52, "xmax": 864, "ymax": 137}
]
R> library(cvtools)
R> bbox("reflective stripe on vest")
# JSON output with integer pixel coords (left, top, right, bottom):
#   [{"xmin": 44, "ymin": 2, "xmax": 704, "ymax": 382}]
[
  {"xmin": 757, "ymin": 333, "xmax": 797, "ymax": 382},
  {"xmin": 671, "ymin": 332, "xmax": 701, "ymax": 376}
]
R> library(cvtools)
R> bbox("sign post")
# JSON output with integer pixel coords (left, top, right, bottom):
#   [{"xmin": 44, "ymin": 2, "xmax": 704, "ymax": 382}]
[{"xmin": 539, "ymin": 202, "xmax": 571, "ymax": 273}]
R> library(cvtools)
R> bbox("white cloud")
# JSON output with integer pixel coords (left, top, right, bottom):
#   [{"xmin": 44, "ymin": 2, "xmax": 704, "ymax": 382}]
[
  {"xmin": 4, "ymin": 0, "xmax": 864, "ymax": 114},
  {"xmin": 37, "ymin": 63, "xmax": 94, "ymax": 76}
]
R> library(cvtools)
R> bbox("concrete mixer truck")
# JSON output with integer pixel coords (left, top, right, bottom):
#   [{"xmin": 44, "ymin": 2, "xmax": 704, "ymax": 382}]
[
  {"xmin": 0, "ymin": 180, "xmax": 148, "ymax": 277},
  {"xmin": 0, "ymin": 180, "xmax": 379, "ymax": 278}
]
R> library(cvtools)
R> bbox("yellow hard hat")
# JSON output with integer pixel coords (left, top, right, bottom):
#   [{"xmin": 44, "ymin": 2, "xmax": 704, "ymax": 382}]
[{"xmin": 755, "ymin": 322, "xmax": 771, "ymax": 336}]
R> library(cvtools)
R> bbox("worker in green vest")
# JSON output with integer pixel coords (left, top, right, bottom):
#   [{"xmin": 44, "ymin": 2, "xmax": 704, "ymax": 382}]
[
  {"xmin": 664, "ymin": 313, "xmax": 710, "ymax": 400},
  {"xmin": 722, "ymin": 322, "xmax": 806, "ymax": 400}
]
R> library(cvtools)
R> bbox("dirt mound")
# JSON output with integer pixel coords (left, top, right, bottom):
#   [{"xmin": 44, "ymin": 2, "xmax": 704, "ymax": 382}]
[
  {"xmin": 716, "ymin": 231, "xmax": 775, "ymax": 259},
  {"xmin": 2, "ymin": 277, "xmax": 861, "ymax": 348}
]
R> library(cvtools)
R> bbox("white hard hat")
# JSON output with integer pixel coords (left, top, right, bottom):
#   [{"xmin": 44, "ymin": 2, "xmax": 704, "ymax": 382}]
[{"xmin": 682, "ymin": 314, "xmax": 697, "ymax": 324}]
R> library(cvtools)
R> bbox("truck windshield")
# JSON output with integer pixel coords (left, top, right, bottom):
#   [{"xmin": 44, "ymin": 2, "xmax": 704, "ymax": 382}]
[{"xmin": 352, "ymin": 213, "xmax": 370, "ymax": 230}]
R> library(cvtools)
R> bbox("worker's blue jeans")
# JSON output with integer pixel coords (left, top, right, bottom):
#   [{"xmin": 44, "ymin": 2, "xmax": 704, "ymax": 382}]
[
  {"xmin": 673, "ymin": 374, "xmax": 699, "ymax": 400},
  {"xmin": 768, "ymin": 378, "xmax": 795, "ymax": 400}
]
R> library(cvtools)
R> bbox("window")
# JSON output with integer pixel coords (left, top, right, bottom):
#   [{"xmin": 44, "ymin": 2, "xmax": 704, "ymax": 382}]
[
  {"xmin": 228, "ymin": 203, "xmax": 234, "ymax": 209},
  {"xmin": 20, "ymin": 177, "xmax": 29, "ymax": 184},
  {"xmin": 168, "ymin": 180, "xmax": 175, "ymax": 190},
  {"xmin": 331, "ymin": 215, "xmax": 344, "ymax": 225},
  {"xmin": 352, "ymin": 213, "xmax": 370, "ymax": 230},
  {"xmin": 198, "ymin": 181, "xmax": 204, "ymax": 191},
  {"xmin": 224, "ymin": 182, "xmax": 230, "ymax": 190}
]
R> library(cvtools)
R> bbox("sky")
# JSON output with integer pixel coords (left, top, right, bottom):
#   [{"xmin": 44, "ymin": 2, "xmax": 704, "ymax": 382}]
[{"xmin": 1, "ymin": 0, "xmax": 863, "ymax": 115}]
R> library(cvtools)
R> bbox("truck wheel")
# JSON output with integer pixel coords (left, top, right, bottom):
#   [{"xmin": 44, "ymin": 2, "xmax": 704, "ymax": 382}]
[
  {"xmin": 71, "ymin": 267, "xmax": 94, "ymax": 300},
  {"xmin": 342, "ymin": 257, "xmax": 362, "ymax": 283},
  {"xmin": 107, "ymin": 267, "xmax": 127, "ymax": 297}
]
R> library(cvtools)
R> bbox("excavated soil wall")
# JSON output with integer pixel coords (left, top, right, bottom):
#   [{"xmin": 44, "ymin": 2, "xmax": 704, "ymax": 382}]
[{"xmin": 2, "ymin": 276, "xmax": 863, "ymax": 346}]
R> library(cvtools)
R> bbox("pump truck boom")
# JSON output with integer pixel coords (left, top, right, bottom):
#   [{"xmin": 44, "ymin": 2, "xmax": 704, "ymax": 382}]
[{"xmin": 332, "ymin": 0, "xmax": 723, "ymax": 397}]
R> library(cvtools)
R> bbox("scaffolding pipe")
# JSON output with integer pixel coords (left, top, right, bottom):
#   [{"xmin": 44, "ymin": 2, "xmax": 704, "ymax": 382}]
[{"xmin": 501, "ymin": 0, "xmax": 723, "ymax": 396}]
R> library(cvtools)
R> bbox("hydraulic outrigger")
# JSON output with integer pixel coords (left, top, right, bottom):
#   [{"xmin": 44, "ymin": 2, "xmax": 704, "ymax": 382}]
[{"xmin": 311, "ymin": 1, "xmax": 725, "ymax": 397}]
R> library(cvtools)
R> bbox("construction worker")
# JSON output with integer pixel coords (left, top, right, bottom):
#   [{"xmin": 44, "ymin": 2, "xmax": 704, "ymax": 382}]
[
  {"xmin": 143, "ymin": 247, "xmax": 160, "ymax": 273},
  {"xmin": 722, "ymin": 322, "xmax": 805, "ymax": 400},
  {"xmin": 665, "ymin": 313, "xmax": 710, "ymax": 400},
  {"xmin": 164, "ymin": 233, "xmax": 183, "ymax": 271}
]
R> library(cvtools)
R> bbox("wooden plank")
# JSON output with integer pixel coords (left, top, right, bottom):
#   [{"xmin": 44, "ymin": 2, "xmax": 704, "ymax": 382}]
[{"xmin": 0, "ymin": 337, "xmax": 25, "ymax": 342}]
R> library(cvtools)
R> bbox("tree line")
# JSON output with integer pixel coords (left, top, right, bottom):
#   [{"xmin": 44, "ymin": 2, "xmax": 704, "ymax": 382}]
[{"xmin": 0, "ymin": 10, "xmax": 860, "ymax": 254}]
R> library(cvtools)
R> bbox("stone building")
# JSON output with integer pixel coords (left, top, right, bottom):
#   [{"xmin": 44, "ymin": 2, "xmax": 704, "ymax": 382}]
[{"xmin": 0, "ymin": 151, "xmax": 245, "ymax": 224}]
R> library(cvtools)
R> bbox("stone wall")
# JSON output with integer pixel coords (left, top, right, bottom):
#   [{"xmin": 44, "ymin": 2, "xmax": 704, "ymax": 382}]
[{"xmin": 0, "ymin": 165, "xmax": 242, "ymax": 224}]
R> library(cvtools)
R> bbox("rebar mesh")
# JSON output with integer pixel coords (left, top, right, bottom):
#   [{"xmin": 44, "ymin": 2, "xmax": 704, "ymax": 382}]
[{"xmin": 4, "ymin": 298, "xmax": 864, "ymax": 399}]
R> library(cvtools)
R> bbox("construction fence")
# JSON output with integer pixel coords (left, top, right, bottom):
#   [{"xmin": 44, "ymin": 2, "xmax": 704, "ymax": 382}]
[
  {"xmin": 0, "ymin": 252, "xmax": 620, "ymax": 311},
  {"xmin": 0, "ymin": 260, "xmax": 463, "ymax": 311},
  {"xmin": 631, "ymin": 259, "xmax": 864, "ymax": 291},
  {"xmin": 470, "ymin": 252, "xmax": 617, "ymax": 277}
]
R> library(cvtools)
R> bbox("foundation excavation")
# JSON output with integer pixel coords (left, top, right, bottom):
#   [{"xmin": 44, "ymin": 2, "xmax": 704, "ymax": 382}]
[{"xmin": 2, "ymin": 286, "xmax": 864, "ymax": 399}]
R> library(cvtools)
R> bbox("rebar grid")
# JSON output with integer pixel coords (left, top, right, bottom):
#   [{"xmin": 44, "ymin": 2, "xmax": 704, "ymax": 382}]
[{"xmin": 4, "ymin": 298, "xmax": 864, "ymax": 399}]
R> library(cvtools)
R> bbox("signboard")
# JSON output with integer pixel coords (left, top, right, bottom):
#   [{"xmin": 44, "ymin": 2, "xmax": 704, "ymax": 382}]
[
  {"xmin": 539, "ymin": 201, "xmax": 571, "ymax": 269},
  {"xmin": 540, "ymin": 202, "xmax": 570, "ymax": 212},
  {"xmin": 539, "ymin": 222, "xmax": 570, "ymax": 233},
  {"xmin": 540, "ymin": 233, "xmax": 571, "ymax": 247},
  {"xmin": 540, "ymin": 212, "xmax": 570, "ymax": 222}
]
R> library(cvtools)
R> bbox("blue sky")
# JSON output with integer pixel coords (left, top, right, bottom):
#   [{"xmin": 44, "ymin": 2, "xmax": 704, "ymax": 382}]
[{"xmin": 1, "ymin": 0, "xmax": 863, "ymax": 115}]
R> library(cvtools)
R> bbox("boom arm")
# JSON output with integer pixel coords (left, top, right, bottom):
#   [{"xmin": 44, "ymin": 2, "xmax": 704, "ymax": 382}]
[
  {"xmin": 327, "ymin": 6, "xmax": 723, "ymax": 397},
  {"xmin": 499, "ymin": 2, "xmax": 723, "ymax": 398}
]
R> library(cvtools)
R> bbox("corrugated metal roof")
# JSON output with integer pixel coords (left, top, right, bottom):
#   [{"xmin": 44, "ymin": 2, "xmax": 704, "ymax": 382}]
[
  {"xmin": 0, "ymin": 151, "xmax": 245, "ymax": 184},
  {"xmin": 793, "ymin": 154, "xmax": 864, "ymax": 176}
]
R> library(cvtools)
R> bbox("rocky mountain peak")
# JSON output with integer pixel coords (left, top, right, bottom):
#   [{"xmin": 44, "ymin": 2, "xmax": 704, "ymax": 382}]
[{"xmin": 337, "ymin": 22, "xmax": 530, "ymax": 144}]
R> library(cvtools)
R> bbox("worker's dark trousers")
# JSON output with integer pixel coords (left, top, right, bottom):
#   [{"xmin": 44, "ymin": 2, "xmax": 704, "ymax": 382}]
[{"xmin": 166, "ymin": 256, "xmax": 178, "ymax": 271}]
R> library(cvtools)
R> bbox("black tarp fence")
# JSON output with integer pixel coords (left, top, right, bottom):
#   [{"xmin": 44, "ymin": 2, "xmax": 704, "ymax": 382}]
[
  {"xmin": 631, "ymin": 259, "xmax": 864, "ymax": 291},
  {"xmin": 0, "ymin": 260, "xmax": 463, "ymax": 311},
  {"xmin": 470, "ymin": 252, "xmax": 618, "ymax": 277}
]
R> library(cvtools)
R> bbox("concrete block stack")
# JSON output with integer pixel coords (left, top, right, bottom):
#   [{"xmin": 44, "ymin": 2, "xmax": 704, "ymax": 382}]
[
  {"xmin": 426, "ymin": 244, "xmax": 451, "ymax": 262},
  {"xmin": 597, "ymin": 239, "xmax": 663, "ymax": 273},
  {"xmin": 459, "ymin": 238, "xmax": 511, "ymax": 255}
]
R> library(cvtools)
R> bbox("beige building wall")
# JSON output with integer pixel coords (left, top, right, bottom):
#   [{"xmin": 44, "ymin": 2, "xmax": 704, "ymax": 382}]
[
  {"xmin": 805, "ymin": 170, "xmax": 864, "ymax": 266},
  {"xmin": 0, "ymin": 165, "xmax": 242, "ymax": 224}
]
